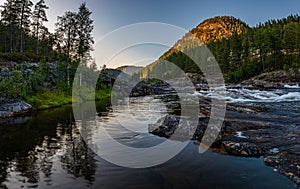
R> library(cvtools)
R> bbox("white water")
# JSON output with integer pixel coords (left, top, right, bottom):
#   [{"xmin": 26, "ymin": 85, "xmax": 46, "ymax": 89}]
[
  {"xmin": 235, "ymin": 131, "xmax": 247, "ymax": 138},
  {"xmin": 195, "ymin": 87, "xmax": 300, "ymax": 103},
  {"xmin": 284, "ymin": 84, "xmax": 300, "ymax": 89}
]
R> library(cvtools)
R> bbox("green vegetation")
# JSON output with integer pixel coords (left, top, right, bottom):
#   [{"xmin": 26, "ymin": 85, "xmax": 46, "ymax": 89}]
[
  {"xmin": 208, "ymin": 15, "xmax": 300, "ymax": 82},
  {"xmin": 0, "ymin": 59, "xmax": 110, "ymax": 110},
  {"xmin": 138, "ymin": 15, "xmax": 300, "ymax": 83},
  {"xmin": 0, "ymin": 0, "xmax": 111, "ymax": 110},
  {"xmin": 0, "ymin": 52, "xmax": 55, "ymax": 62},
  {"xmin": 26, "ymin": 88, "xmax": 111, "ymax": 110},
  {"xmin": 26, "ymin": 90, "xmax": 73, "ymax": 110}
]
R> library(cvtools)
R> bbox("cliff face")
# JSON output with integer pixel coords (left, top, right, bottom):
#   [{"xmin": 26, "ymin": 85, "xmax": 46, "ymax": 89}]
[
  {"xmin": 191, "ymin": 16, "xmax": 247, "ymax": 43},
  {"xmin": 116, "ymin": 65, "xmax": 144, "ymax": 76}
]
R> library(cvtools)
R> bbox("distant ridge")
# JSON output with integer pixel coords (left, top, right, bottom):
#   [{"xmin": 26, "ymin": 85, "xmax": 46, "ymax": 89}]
[{"xmin": 116, "ymin": 65, "xmax": 144, "ymax": 76}]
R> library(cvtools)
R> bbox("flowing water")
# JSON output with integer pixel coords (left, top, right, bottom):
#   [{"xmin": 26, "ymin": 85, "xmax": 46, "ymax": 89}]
[
  {"xmin": 0, "ymin": 88, "xmax": 299, "ymax": 188},
  {"xmin": 196, "ymin": 85, "xmax": 300, "ymax": 118}
]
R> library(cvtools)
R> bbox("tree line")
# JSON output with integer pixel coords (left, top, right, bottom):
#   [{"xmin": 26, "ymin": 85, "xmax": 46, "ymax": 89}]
[{"xmin": 0, "ymin": 0, "xmax": 94, "ymax": 63}]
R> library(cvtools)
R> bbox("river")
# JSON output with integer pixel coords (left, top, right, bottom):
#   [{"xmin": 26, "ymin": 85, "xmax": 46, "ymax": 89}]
[{"xmin": 0, "ymin": 86, "xmax": 299, "ymax": 188}]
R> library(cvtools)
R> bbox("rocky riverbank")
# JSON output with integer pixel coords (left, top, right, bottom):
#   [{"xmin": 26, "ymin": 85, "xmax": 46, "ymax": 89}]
[
  {"xmin": 222, "ymin": 106, "xmax": 300, "ymax": 186},
  {"xmin": 130, "ymin": 82, "xmax": 176, "ymax": 97},
  {"xmin": 147, "ymin": 93, "xmax": 300, "ymax": 187},
  {"xmin": 242, "ymin": 69, "xmax": 300, "ymax": 88}
]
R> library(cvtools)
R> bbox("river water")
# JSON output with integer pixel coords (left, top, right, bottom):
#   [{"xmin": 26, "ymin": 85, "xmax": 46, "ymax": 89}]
[{"xmin": 0, "ymin": 87, "xmax": 299, "ymax": 188}]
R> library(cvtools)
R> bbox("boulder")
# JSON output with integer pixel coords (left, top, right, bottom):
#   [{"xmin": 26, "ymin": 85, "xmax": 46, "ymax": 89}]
[
  {"xmin": 0, "ymin": 99, "xmax": 32, "ymax": 119},
  {"xmin": 149, "ymin": 115, "xmax": 200, "ymax": 141}
]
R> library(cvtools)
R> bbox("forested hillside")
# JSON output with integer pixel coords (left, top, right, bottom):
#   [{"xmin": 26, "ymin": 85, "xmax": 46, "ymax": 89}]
[
  {"xmin": 209, "ymin": 15, "xmax": 300, "ymax": 82},
  {"xmin": 138, "ymin": 15, "xmax": 300, "ymax": 83},
  {"xmin": 160, "ymin": 16, "xmax": 247, "ymax": 61}
]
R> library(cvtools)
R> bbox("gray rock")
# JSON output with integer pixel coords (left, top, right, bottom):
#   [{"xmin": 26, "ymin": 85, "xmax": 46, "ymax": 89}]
[
  {"xmin": 242, "ymin": 69, "xmax": 300, "ymax": 88},
  {"xmin": 1, "ymin": 67, "xmax": 11, "ymax": 77},
  {"xmin": 222, "ymin": 141, "xmax": 263, "ymax": 157},
  {"xmin": 0, "ymin": 99, "xmax": 32, "ymax": 119},
  {"xmin": 242, "ymin": 79, "xmax": 284, "ymax": 89},
  {"xmin": 149, "ymin": 115, "xmax": 200, "ymax": 141}
]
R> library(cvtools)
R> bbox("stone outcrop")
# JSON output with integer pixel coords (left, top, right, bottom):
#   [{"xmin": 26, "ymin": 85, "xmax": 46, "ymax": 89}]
[
  {"xmin": 242, "ymin": 69, "xmax": 300, "ymax": 88},
  {"xmin": 0, "ymin": 99, "xmax": 31, "ymax": 119},
  {"xmin": 0, "ymin": 61, "xmax": 58, "ymax": 88}
]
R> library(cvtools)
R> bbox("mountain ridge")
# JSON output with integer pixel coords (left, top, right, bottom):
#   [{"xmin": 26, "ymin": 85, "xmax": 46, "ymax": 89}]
[
  {"xmin": 135, "ymin": 14, "xmax": 300, "ymax": 83},
  {"xmin": 160, "ymin": 16, "xmax": 248, "ymax": 60}
]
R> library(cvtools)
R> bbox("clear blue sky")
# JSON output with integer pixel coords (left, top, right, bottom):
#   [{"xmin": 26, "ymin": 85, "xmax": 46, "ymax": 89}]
[
  {"xmin": 42, "ymin": 0, "xmax": 300, "ymax": 39},
  {"xmin": 1, "ymin": 0, "xmax": 300, "ymax": 67},
  {"xmin": 81, "ymin": 0, "xmax": 300, "ymax": 67}
]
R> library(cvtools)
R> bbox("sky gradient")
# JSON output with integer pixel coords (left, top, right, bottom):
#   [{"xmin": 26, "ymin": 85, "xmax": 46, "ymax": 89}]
[
  {"xmin": 1, "ymin": 0, "xmax": 300, "ymax": 68},
  {"xmin": 37, "ymin": 0, "xmax": 300, "ymax": 38}
]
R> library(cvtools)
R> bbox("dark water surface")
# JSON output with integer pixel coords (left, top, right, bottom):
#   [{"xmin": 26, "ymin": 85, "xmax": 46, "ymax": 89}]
[{"xmin": 0, "ymin": 99, "xmax": 297, "ymax": 189}]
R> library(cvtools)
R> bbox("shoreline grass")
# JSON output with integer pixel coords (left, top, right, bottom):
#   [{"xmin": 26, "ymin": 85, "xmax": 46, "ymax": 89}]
[{"xmin": 26, "ymin": 89, "xmax": 111, "ymax": 111}]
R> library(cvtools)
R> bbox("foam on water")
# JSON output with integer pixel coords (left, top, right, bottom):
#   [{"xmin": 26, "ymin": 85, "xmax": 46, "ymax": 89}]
[
  {"xmin": 195, "ymin": 87, "xmax": 300, "ymax": 103},
  {"xmin": 284, "ymin": 84, "xmax": 300, "ymax": 89},
  {"xmin": 235, "ymin": 131, "xmax": 247, "ymax": 138}
]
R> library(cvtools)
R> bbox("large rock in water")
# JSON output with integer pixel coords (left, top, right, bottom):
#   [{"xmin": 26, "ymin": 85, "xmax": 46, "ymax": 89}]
[
  {"xmin": 148, "ymin": 114, "xmax": 212, "ymax": 142},
  {"xmin": 0, "ymin": 99, "xmax": 31, "ymax": 118},
  {"xmin": 148, "ymin": 115, "xmax": 202, "ymax": 141}
]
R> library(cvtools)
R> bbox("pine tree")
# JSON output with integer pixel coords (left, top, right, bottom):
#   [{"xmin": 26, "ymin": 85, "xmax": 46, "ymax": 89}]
[
  {"xmin": 76, "ymin": 2, "xmax": 94, "ymax": 61},
  {"xmin": 55, "ymin": 11, "xmax": 78, "ymax": 60},
  {"xmin": 55, "ymin": 11, "xmax": 78, "ymax": 85},
  {"xmin": 283, "ymin": 22, "xmax": 298, "ymax": 65},
  {"xmin": 39, "ymin": 25, "xmax": 55, "ymax": 56},
  {"xmin": 0, "ymin": 0, "xmax": 19, "ymax": 52},
  {"xmin": 32, "ymin": 0, "xmax": 48, "ymax": 54},
  {"xmin": 17, "ymin": 0, "xmax": 33, "ymax": 52},
  {"xmin": 230, "ymin": 33, "xmax": 242, "ymax": 69}
]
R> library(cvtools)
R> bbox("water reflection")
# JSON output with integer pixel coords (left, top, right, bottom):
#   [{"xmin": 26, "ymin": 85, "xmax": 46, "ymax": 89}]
[
  {"xmin": 0, "ymin": 102, "xmax": 107, "ymax": 188},
  {"xmin": 0, "ymin": 99, "xmax": 297, "ymax": 189}
]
